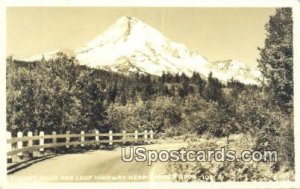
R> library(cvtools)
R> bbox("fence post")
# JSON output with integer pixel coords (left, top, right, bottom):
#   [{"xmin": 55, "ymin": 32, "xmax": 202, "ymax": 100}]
[
  {"xmin": 13, "ymin": 131, "xmax": 23, "ymax": 163},
  {"xmin": 150, "ymin": 130, "xmax": 154, "ymax": 143},
  {"xmin": 81, "ymin": 131, "xmax": 85, "ymax": 147},
  {"xmin": 95, "ymin": 129, "xmax": 99, "ymax": 146},
  {"xmin": 27, "ymin": 131, "xmax": 33, "ymax": 158},
  {"xmin": 51, "ymin": 131, "xmax": 57, "ymax": 153},
  {"xmin": 17, "ymin": 131, "xmax": 23, "ymax": 156},
  {"xmin": 144, "ymin": 130, "xmax": 148, "ymax": 144},
  {"xmin": 33, "ymin": 131, "xmax": 40, "ymax": 158},
  {"xmin": 7, "ymin": 132, "xmax": 12, "ymax": 163},
  {"xmin": 39, "ymin": 131, "xmax": 44, "ymax": 154},
  {"xmin": 27, "ymin": 131, "xmax": 33, "ymax": 147},
  {"xmin": 122, "ymin": 130, "xmax": 126, "ymax": 145},
  {"xmin": 109, "ymin": 130, "xmax": 113, "ymax": 146},
  {"xmin": 52, "ymin": 131, "xmax": 57, "ymax": 144},
  {"xmin": 134, "ymin": 130, "xmax": 138, "ymax": 144},
  {"xmin": 66, "ymin": 131, "xmax": 70, "ymax": 148}
]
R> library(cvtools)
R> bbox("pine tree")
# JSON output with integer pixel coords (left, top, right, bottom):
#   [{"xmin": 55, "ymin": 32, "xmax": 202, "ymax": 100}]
[
  {"xmin": 120, "ymin": 89, "xmax": 127, "ymax": 106},
  {"xmin": 178, "ymin": 80, "xmax": 189, "ymax": 98},
  {"xmin": 204, "ymin": 72, "xmax": 223, "ymax": 102},
  {"xmin": 258, "ymin": 8, "xmax": 293, "ymax": 107},
  {"xmin": 141, "ymin": 75, "xmax": 154, "ymax": 100}
]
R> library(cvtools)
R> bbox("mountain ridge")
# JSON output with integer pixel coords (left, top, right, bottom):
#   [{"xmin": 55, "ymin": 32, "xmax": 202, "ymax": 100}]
[{"xmin": 20, "ymin": 16, "xmax": 260, "ymax": 85}]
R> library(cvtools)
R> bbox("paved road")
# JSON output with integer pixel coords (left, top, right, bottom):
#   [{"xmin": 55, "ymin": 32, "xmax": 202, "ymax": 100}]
[{"xmin": 8, "ymin": 142, "xmax": 187, "ymax": 182}]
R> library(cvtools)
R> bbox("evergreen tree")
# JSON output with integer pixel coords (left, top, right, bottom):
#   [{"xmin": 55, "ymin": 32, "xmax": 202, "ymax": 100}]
[
  {"xmin": 161, "ymin": 71, "xmax": 166, "ymax": 83},
  {"xmin": 178, "ymin": 80, "xmax": 189, "ymax": 98},
  {"xmin": 141, "ymin": 75, "xmax": 154, "ymax": 100},
  {"xmin": 258, "ymin": 8, "xmax": 293, "ymax": 108},
  {"xmin": 107, "ymin": 84, "xmax": 118, "ymax": 103},
  {"xmin": 120, "ymin": 89, "xmax": 127, "ymax": 106},
  {"xmin": 204, "ymin": 72, "xmax": 223, "ymax": 102}
]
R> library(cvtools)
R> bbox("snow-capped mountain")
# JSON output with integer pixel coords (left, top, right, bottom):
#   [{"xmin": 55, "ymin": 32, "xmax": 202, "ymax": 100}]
[
  {"xmin": 75, "ymin": 16, "xmax": 210, "ymax": 77},
  {"xmin": 208, "ymin": 59, "xmax": 261, "ymax": 84},
  {"xmin": 23, "ymin": 49, "xmax": 74, "ymax": 62},
  {"xmin": 23, "ymin": 50, "xmax": 61, "ymax": 62},
  {"xmin": 22, "ymin": 16, "xmax": 260, "ymax": 84}
]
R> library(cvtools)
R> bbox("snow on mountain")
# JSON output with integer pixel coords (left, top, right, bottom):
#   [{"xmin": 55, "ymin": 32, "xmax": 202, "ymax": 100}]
[
  {"xmin": 23, "ymin": 49, "xmax": 74, "ymax": 62},
  {"xmin": 75, "ymin": 16, "xmax": 210, "ymax": 77},
  {"xmin": 208, "ymin": 59, "xmax": 260, "ymax": 84},
  {"xmin": 21, "ymin": 16, "xmax": 260, "ymax": 84},
  {"xmin": 23, "ymin": 50, "xmax": 61, "ymax": 62}
]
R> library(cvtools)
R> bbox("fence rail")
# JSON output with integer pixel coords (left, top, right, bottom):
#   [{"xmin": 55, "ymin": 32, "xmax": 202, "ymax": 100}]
[{"xmin": 7, "ymin": 129, "xmax": 155, "ymax": 163}]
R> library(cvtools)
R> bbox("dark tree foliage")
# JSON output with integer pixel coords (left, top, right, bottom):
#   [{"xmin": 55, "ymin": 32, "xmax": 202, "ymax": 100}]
[
  {"xmin": 7, "ymin": 53, "xmax": 225, "ymax": 134},
  {"xmin": 256, "ymin": 8, "xmax": 294, "ymax": 169},
  {"xmin": 204, "ymin": 72, "xmax": 224, "ymax": 102},
  {"xmin": 258, "ymin": 8, "xmax": 293, "ymax": 108}
]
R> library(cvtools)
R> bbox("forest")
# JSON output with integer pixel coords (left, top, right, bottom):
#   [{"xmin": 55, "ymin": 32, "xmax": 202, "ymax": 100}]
[{"xmin": 6, "ymin": 54, "xmax": 255, "ymax": 135}]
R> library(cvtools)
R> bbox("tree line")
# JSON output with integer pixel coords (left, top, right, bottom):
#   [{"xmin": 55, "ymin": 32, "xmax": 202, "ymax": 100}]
[{"xmin": 7, "ymin": 52, "xmax": 245, "ymax": 135}]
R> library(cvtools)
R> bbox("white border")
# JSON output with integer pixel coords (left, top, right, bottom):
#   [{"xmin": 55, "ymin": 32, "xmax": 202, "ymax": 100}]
[
  {"xmin": 1, "ymin": 0, "xmax": 300, "ymax": 7},
  {"xmin": 0, "ymin": 2, "xmax": 7, "ymax": 189},
  {"xmin": 0, "ymin": 0, "xmax": 300, "ymax": 189}
]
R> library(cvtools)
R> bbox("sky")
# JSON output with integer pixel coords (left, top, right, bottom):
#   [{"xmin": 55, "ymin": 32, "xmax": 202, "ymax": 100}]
[{"xmin": 6, "ymin": 7, "xmax": 275, "ymax": 68}]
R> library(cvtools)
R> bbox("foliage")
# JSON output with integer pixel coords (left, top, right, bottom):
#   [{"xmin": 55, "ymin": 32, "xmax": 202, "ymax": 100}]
[
  {"xmin": 257, "ymin": 8, "xmax": 294, "ymax": 169},
  {"xmin": 6, "ymin": 54, "xmax": 217, "ymax": 134},
  {"xmin": 258, "ymin": 8, "xmax": 293, "ymax": 108}
]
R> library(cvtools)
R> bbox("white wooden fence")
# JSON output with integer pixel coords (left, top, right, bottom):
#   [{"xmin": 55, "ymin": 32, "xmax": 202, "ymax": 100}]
[{"xmin": 7, "ymin": 129, "xmax": 155, "ymax": 163}]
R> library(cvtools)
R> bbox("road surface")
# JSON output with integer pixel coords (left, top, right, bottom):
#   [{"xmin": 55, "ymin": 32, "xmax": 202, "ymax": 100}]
[{"xmin": 8, "ymin": 142, "xmax": 188, "ymax": 182}]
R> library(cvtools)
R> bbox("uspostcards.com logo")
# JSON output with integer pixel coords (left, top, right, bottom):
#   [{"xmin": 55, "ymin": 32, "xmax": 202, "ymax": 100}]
[{"xmin": 121, "ymin": 147, "xmax": 278, "ymax": 166}]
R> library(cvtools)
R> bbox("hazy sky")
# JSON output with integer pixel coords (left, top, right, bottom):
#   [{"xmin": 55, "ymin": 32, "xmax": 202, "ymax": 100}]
[{"xmin": 7, "ymin": 7, "xmax": 275, "ymax": 68}]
